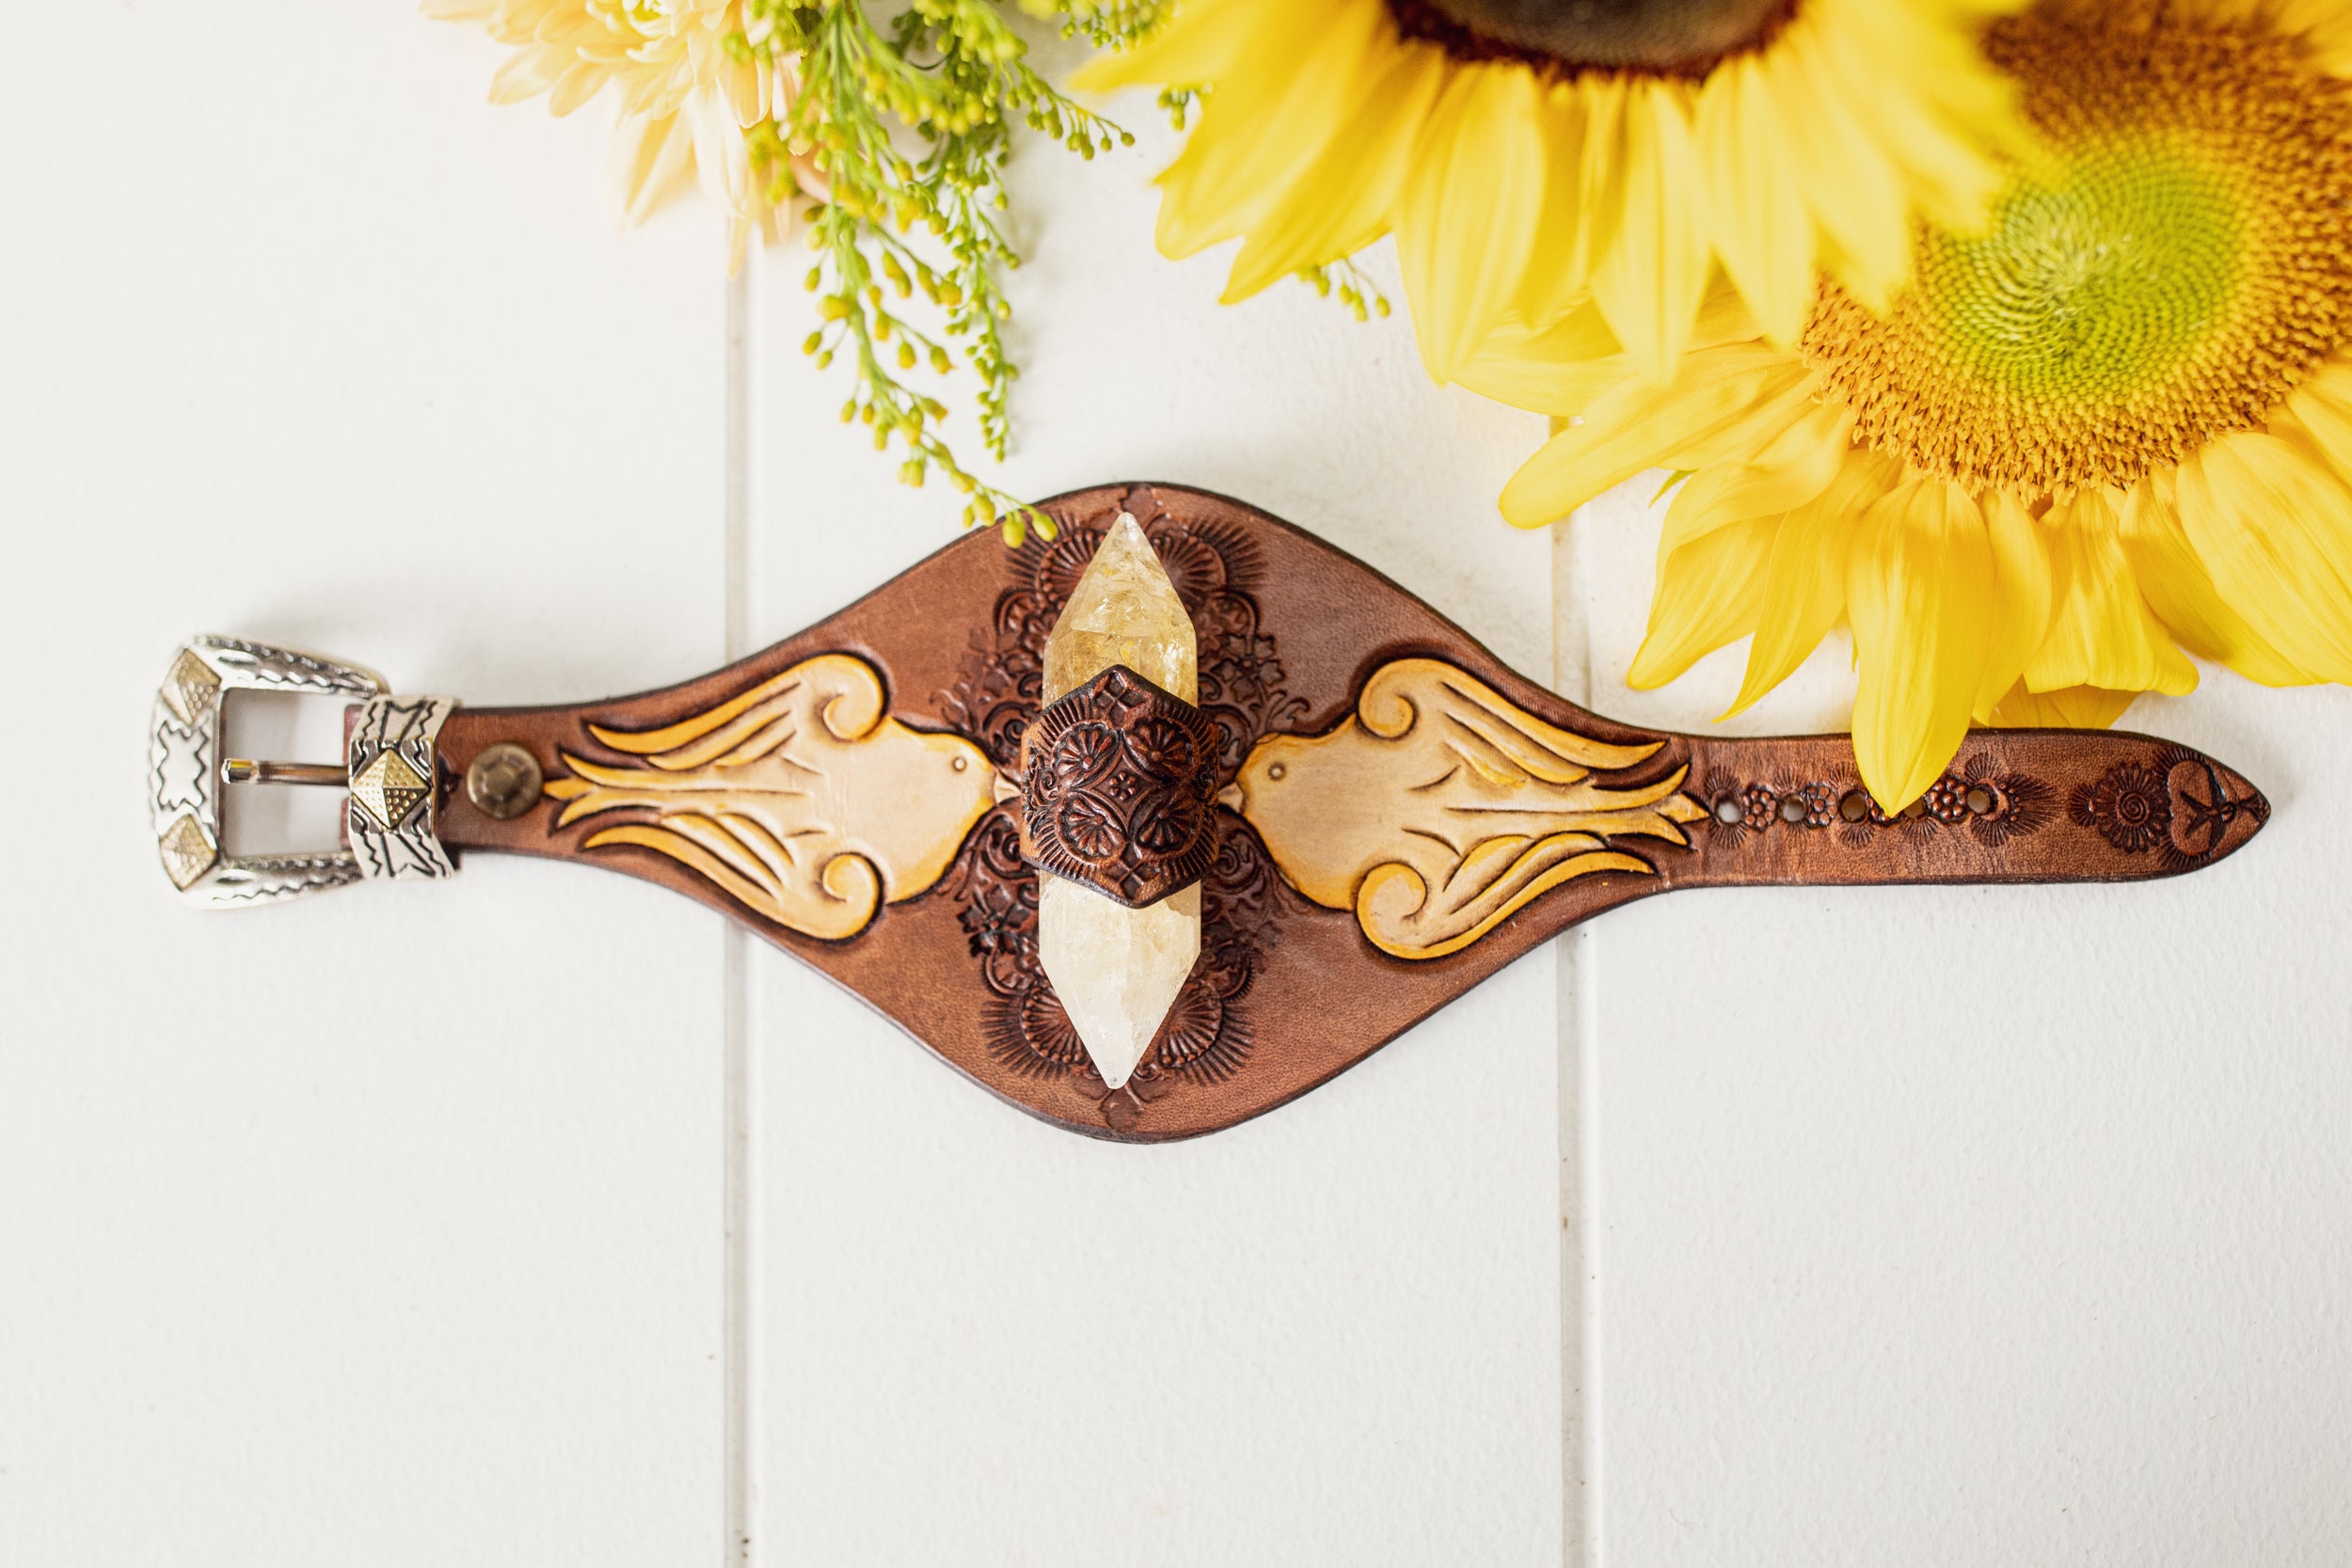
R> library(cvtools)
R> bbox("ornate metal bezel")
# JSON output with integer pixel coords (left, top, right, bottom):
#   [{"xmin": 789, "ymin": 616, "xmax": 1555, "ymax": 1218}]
[
  {"xmin": 1018, "ymin": 663, "xmax": 1220, "ymax": 908},
  {"xmin": 348, "ymin": 695, "xmax": 460, "ymax": 881}
]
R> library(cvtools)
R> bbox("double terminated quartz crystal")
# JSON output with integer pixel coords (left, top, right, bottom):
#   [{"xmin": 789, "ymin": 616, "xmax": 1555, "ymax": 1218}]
[{"xmin": 1037, "ymin": 514, "xmax": 1200, "ymax": 1091}]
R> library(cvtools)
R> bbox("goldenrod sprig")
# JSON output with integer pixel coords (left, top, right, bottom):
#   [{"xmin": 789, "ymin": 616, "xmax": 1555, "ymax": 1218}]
[
  {"xmin": 744, "ymin": 0, "xmax": 1149, "ymax": 544},
  {"xmin": 1046, "ymin": 0, "xmax": 1176, "ymax": 49},
  {"xmin": 1301, "ymin": 257, "xmax": 1392, "ymax": 324}
]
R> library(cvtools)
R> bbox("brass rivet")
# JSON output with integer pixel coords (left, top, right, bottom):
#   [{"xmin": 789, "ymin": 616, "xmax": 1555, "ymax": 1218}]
[{"xmin": 466, "ymin": 742, "xmax": 543, "ymax": 821}]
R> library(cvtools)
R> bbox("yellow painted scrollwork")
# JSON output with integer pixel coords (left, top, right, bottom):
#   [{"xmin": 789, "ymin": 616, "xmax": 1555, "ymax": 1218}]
[
  {"xmin": 545, "ymin": 654, "xmax": 997, "ymax": 941},
  {"xmin": 1227, "ymin": 658, "xmax": 1706, "ymax": 959}
]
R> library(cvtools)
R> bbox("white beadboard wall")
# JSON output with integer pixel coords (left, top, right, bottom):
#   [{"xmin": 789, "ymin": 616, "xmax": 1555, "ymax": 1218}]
[{"xmin": 4, "ymin": 8, "xmax": 2347, "ymax": 1567}]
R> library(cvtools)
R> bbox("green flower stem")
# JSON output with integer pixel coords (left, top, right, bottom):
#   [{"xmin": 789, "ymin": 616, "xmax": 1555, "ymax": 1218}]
[{"xmin": 744, "ymin": 0, "xmax": 1163, "ymax": 544}]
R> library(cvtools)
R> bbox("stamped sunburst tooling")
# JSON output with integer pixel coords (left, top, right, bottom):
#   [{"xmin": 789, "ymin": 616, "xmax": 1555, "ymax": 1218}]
[{"xmin": 151, "ymin": 484, "xmax": 2269, "ymax": 1141}]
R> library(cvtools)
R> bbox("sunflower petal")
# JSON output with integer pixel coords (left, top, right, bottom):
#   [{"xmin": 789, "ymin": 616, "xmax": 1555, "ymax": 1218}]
[
  {"xmin": 2271, "ymin": 357, "xmax": 2352, "ymax": 489},
  {"xmin": 2172, "ymin": 430, "xmax": 2352, "ymax": 682},
  {"xmin": 1971, "ymin": 485, "xmax": 2056, "ymax": 721},
  {"xmin": 1846, "ymin": 477, "xmax": 1996, "ymax": 810},
  {"xmin": 1397, "ymin": 64, "xmax": 1550, "ymax": 382},
  {"xmin": 2274, "ymin": 0, "xmax": 2352, "ymax": 69},
  {"xmin": 1726, "ymin": 448, "xmax": 1901, "ymax": 716},
  {"xmin": 1071, "ymin": 0, "xmax": 1264, "ymax": 91},
  {"xmin": 1695, "ymin": 55, "xmax": 1813, "ymax": 345},
  {"xmin": 1660, "ymin": 397, "xmax": 1851, "ymax": 541},
  {"xmin": 2115, "ymin": 472, "xmax": 2309, "ymax": 684},
  {"xmin": 1586, "ymin": 82, "xmax": 1712, "ymax": 382},
  {"xmin": 2021, "ymin": 488, "xmax": 2198, "ymax": 697},
  {"xmin": 1152, "ymin": 0, "xmax": 1384, "ymax": 259},
  {"xmin": 1572, "ymin": 74, "xmax": 1629, "ymax": 285},
  {"xmin": 1809, "ymin": 0, "xmax": 2026, "ymax": 234},
  {"xmin": 1987, "ymin": 680, "xmax": 2140, "ymax": 729},
  {"xmin": 1453, "ymin": 300, "xmax": 1629, "ymax": 415},
  {"xmin": 1497, "ymin": 341, "xmax": 1805, "ymax": 524},
  {"xmin": 1457, "ymin": 284, "xmax": 1756, "ymax": 417},
  {"xmin": 1222, "ymin": 41, "xmax": 1445, "ymax": 300},
  {"xmin": 1773, "ymin": 21, "xmax": 1911, "ymax": 310},
  {"xmin": 1627, "ymin": 515, "xmax": 1780, "ymax": 689},
  {"xmin": 1512, "ymin": 86, "xmax": 1593, "ymax": 329}
]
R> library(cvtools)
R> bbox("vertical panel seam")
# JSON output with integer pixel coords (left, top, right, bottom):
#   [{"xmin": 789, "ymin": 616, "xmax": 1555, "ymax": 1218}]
[
  {"xmin": 723, "ymin": 250, "xmax": 756, "ymax": 1568},
  {"xmin": 1556, "ymin": 510, "xmax": 1602, "ymax": 1567}
]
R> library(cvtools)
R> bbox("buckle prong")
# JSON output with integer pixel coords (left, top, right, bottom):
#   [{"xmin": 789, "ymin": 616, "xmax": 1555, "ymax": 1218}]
[{"xmin": 223, "ymin": 758, "xmax": 349, "ymax": 787}]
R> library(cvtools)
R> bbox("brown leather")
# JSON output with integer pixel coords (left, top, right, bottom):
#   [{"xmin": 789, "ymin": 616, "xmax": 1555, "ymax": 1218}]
[{"xmin": 436, "ymin": 483, "xmax": 2268, "ymax": 1142}]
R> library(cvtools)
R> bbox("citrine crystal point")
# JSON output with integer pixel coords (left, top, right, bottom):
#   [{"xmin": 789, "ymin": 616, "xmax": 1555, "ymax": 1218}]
[
  {"xmin": 1044, "ymin": 513, "xmax": 1196, "ymax": 704},
  {"xmin": 1039, "ymin": 879, "xmax": 1200, "ymax": 1091},
  {"xmin": 1036, "ymin": 512, "xmax": 1202, "ymax": 1091}
]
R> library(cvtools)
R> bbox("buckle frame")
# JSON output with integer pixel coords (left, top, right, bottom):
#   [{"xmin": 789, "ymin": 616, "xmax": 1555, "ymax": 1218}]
[{"xmin": 149, "ymin": 636, "xmax": 461, "ymax": 907}]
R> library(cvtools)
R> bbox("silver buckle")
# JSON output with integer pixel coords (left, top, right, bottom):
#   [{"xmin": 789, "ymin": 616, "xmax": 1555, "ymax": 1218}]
[{"xmin": 148, "ymin": 636, "xmax": 459, "ymax": 906}]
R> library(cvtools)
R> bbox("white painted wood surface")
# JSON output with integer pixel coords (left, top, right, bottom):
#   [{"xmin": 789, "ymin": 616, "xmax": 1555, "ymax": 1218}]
[
  {"xmin": 739, "ymin": 35, "xmax": 1561, "ymax": 1553},
  {"xmin": 6, "ymin": 8, "xmax": 2349, "ymax": 1566},
  {"xmin": 1559, "ymin": 495, "xmax": 2352, "ymax": 1567},
  {"xmin": 1, "ymin": 9, "xmax": 726, "ymax": 1564}
]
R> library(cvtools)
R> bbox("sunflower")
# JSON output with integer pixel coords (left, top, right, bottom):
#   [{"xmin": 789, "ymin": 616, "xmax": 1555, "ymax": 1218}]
[
  {"xmin": 1477, "ymin": 0, "xmax": 2352, "ymax": 810},
  {"xmin": 424, "ymin": 0, "xmax": 824, "ymax": 261},
  {"xmin": 1075, "ymin": 0, "xmax": 2029, "ymax": 383}
]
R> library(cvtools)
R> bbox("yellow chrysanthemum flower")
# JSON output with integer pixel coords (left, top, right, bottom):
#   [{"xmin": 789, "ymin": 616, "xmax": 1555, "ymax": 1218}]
[
  {"xmin": 425, "ymin": 0, "xmax": 824, "ymax": 261},
  {"xmin": 1479, "ymin": 0, "xmax": 2352, "ymax": 811},
  {"xmin": 1077, "ymin": 0, "xmax": 2030, "ymax": 383}
]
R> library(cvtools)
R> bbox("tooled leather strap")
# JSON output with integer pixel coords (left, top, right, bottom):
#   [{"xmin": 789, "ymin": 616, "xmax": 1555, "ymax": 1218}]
[
  {"xmin": 428, "ymin": 483, "xmax": 2266, "ymax": 1141},
  {"xmin": 1672, "ymin": 732, "xmax": 2266, "ymax": 893}
]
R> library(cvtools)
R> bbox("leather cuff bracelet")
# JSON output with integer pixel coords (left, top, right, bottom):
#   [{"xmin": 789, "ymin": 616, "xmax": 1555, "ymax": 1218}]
[{"xmin": 149, "ymin": 483, "xmax": 2270, "ymax": 1140}]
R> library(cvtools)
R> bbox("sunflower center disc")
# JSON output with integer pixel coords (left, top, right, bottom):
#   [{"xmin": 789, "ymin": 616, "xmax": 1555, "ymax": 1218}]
[
  {"xmin": 1803, "ymin": 11, "xmax": 2352, "ymax": 495},
  {"xmin": 1391, "ymin": 0, "xmax": 1793, "ymax": 72}
]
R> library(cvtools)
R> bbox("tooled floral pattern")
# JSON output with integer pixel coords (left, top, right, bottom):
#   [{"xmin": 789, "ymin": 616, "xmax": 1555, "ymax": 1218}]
[
  {"xmin": 2072, "ymin": 761, "xmax": 2171, "ymax": 852},
  {"xmin": 1699, "ymin": 744, "xmax": 2266, "ymax": 864},
  {"xmin": 936, "ymin": 486, "xmax": 1309, "ymax": 777},
  {"xmin": 932, "ymin": 487, "xmax": 1308, "ymax": 1132},
  {"xmin": 2074, "ymin": 747, "xmax": 2269, "ymax": 869},
  {"xmin": 943, "ymin": 802, "xmax": 1295, "ymax": 1133},
  {"xmin": 1957, "ymin": 760, "xmax": 2054, "ymax": 848},
  {"xmin": 1697, "ymin": 752, "xmax": 2052, "ymax": 848},
  {"xmin": 1020, "ymin": 666, "xmax": 1221, "ymax": 907}
]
